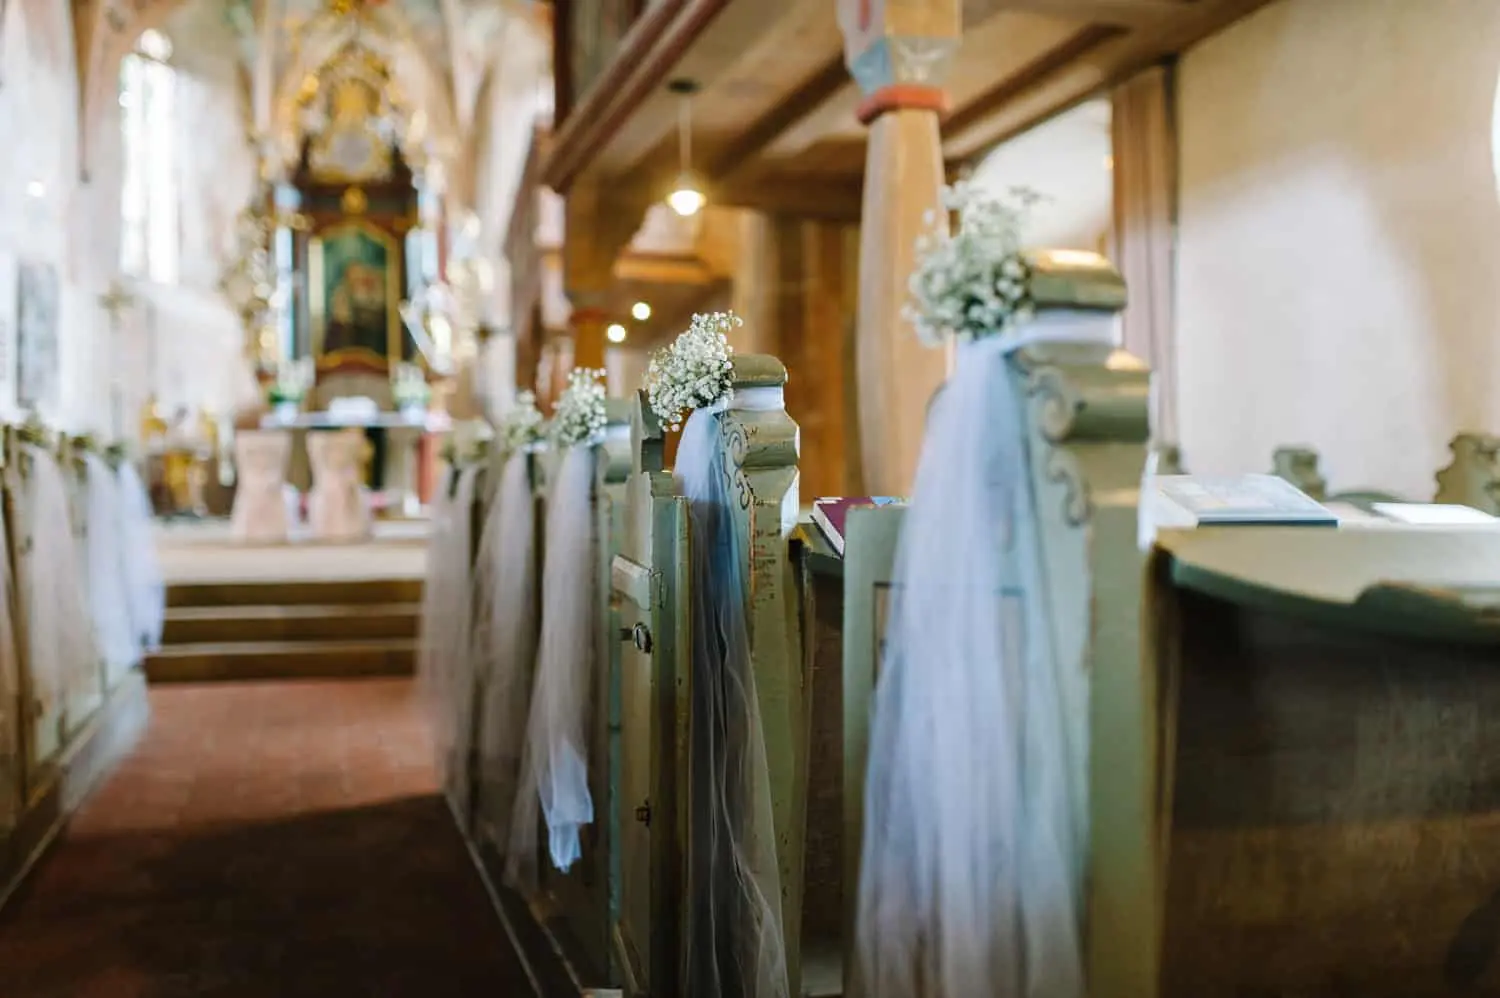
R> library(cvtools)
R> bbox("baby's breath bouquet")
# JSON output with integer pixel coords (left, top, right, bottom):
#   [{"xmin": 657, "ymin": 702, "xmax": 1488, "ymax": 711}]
[
  {"xmin": 499, "ymin": 390, "xmax": 545, "ymax": 451},
  {"xmin": 904, "ymin": 181, "xmax": 1042, "ymax": 346},
  {"xmin": 267, "ymin": 356, "xmax": 313, "ymax": 406},
  {"xmin": 644, "ymin": 311, "xmax": 737, "ymax": 431},
  {"xmin": 551, "ymin": 368, "xmax": 607, "ymax": 447},
  {"xmin": 391, "ymin": 361, "xmax": 431, "ymax": 409}
]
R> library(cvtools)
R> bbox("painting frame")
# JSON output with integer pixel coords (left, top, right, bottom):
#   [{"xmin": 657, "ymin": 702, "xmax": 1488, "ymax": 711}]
[
  {"xmin": 0, "ymin": 252, "xmax": 16, "ymax": 417},
  {"xmin": 16, "ymin": 260, "xmax": 59, "ymax": 414},
  {"xmin": 308, "ymin": 220, "xmax": 402, "ymax": 374}
]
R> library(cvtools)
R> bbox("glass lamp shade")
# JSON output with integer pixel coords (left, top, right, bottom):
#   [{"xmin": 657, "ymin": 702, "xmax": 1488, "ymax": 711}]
[{"xmin": 667, "ymin": 172, "xmax": 706, "ymax": 216}]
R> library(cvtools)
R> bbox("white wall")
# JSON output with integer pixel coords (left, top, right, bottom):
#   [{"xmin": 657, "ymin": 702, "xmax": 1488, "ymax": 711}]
[
  {"xmin": 1176, "ymin": 0, "xmax": 1500, "ymax": 496},
  {"xmin": 971, "ymin": 98, "xmax": 1113, "ymax": 252},
  {"xmin": 0, "ymin": 0, "xmax": 89, "ymax": 428},
  {"xmin": 0, "ymin": 0, "xmax": 259, "ymax": 438}
]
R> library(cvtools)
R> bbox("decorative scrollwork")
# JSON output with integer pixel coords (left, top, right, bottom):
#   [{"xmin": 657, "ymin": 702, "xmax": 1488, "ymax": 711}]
[
  {"xmin": 722, "ymin": 419, "xmax": 754, "ymax": 511},
  {"xmin": 1026, "ymin": 364, "xmax": 1083, "ymax": 444},
  {"xmin": 1046, "ymin": 446, "xmax": 1092, "ymax": 527}
]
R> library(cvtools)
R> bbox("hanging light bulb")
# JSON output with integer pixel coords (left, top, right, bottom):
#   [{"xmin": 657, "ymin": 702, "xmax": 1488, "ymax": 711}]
[
  {"xmin": 606, "ymin": 323, "xmax": 628, "ymax": 344},
  {"xmin": 666, "ymin": 79, "xmax": 704, "ymax": 217},
  {"xmin": 668, "ymin": 177, "xmax": 705, "ymax": 217},
  {"xmin": 631, "ymin": 301, "xmax": 652, "ymax": 321}
]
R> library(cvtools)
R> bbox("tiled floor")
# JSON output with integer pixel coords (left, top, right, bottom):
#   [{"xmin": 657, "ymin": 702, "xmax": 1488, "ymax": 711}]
[{"xmin": 0, "ymin": 679, "xmax": 530, "ymax": 997}]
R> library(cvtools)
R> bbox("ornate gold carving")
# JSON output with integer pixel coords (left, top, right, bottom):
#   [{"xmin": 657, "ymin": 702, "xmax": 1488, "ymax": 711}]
[{"xmin": 341, "ymin": 186, "xmax": 368, "ymax": 214}]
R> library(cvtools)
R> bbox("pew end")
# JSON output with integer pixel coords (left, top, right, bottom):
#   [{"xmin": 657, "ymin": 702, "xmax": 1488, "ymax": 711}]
[{"xmin": 1151, "ymin": 523, "xmax": 1500, "ymax": 995}]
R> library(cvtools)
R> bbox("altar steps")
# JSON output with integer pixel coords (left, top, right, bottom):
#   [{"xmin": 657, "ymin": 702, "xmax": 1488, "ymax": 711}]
[
  {"xmin": 162, "ymin": 603, "xmax": 420, "ymax": 644},
  {"xmin": 146, "ymin": 578, "xmax": 423, "ymax": 684}
]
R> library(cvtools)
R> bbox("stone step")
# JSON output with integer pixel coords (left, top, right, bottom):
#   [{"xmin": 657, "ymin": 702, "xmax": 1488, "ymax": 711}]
[
  {"xmin": 161, "ymin": 603, "xmax": 421, "ymax": 645},
  {"xmin": 166, "ymin": 578, "xmax": 423, "ymax": 609},
  {"xmin": 145, "ymin": 638, "xmax": 417, "ymax": 684}
]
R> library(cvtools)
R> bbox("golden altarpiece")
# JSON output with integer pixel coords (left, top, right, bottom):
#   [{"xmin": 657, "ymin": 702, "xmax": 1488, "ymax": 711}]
[{"xmin": 253, "ymin": 55, "xmax": 444, "ymax": 507}]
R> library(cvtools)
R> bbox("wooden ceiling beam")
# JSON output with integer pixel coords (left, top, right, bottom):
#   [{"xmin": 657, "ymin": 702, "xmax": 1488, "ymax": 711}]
[
  {"xmin": 706, "ymin": 54, "xmax": 852, "ymax": 180},
  {"xmin": 944, "ymin": 23, "xmax": 1124, "ymax": 138},
  {"xmin": 972, "ymin": 0, "xmax": 1193, "ymax": 29},
  {"xmin": 943, "ymin": 0, "xmax": 1273, "ymax": 161},
  {"xmin": 541, "ymin": 0, "xmax": 730, "ymax": 193},
  {"xmin": 712, "ymin": 174, "xmax": 864, "ymax": 223}
]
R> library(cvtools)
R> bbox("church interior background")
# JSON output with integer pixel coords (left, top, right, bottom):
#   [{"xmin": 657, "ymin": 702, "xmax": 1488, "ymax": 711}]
[{"xmin": 4, "ymin": 0, "xmax": 1500, "ymax": 994}]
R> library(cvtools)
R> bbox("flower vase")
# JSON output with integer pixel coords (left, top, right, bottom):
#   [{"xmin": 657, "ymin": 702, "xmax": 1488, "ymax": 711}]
[
  {"xmin": 274, "ymin": 401, "xmax": 299, "ymax": 424},
  {"xmin": 399, "ymin": 403, "xmax": 427, "ymax": 425}
]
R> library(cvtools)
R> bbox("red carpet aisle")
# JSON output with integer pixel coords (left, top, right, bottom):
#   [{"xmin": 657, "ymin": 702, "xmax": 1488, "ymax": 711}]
[{"xmin": 0, "ymin": 680, "xmax": 530, "ymax": 997}]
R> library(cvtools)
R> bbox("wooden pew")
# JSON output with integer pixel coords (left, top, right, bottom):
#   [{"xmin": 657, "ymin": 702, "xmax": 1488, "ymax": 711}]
[
  {"xmin": 1269, "ymin": 439, "xmax": 1500, "ymax": 509},
  {"xmin": 795, "ymin": 326, "xmax": 1152, "ymax": 997},
  {"xmin": 471, "ymin": 440, "xmax": 548, "ymax": 856},
  {"xmin": 432, "ymin": 446, "xmax": 489, "ymax": 821},
  {"xmin": 0, "ymin": 421, "xmax": 148, "ymax": 906},
  {"xmin": 608, "ymin": 357, "xmax": 804, "ymax": 998},
  {"xmin": 1148, "ymin": 525, "xmax": 1500, "ymax": 996},
  {"xmin": 532, "ymin": 399, "xmax": 634, "ymax": 983},
  {"xmin": 1435, "ymin": 432, "xmax": 1500, "ymax": 513}
]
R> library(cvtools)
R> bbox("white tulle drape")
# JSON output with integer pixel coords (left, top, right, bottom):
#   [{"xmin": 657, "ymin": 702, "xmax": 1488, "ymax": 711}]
[
  {"xmin": 419, "ymin": 463, "xmax": 481, "ymax": 796},
  {"xmin": 677, "ymin": 399, "xmax": 790, "ymax": 998},
  {"xmin": 855, "ymin": 313, "xmax": 1116, "ymax": 998},
  {"xmin": 22, "ymin": 445, "xmax": 101, "ymax": 716},
  {"xmin": 473, "ymin": 450, "xmax": 540, "ymax": 854},
  {"xmin": 82, "ymin": 454, "xmax": 139, "ymax": 682},
  {"xmin": 115, "ymin": 461, "xmax": 165, "ymax": 651},
  {"xmin": 509, "ymin": 444, "xmax": 596, "ymax": 879}
]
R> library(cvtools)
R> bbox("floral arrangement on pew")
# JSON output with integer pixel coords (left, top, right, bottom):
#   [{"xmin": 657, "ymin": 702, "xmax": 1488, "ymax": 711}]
[
  {"xmin": 266, "ymin": 357, "xmax": 313, "ymax": 416},
  {"xmin": 498, "ymin": 390, "xmax": 546, "ymax": 452},
  {"xmin": 392, "ymin": 361, "xmax": 432, "ymax": 415},
  {"xmin": 509, "ymin": 364, "xmax": 608, "ymax": 880},
  {"xmin": 640, "ymin": 306, "xmax": 791, "ymax": 998},
  {"xmin": 858, "ymin": 178, "xmax": 1099, "ymax": 998},
  {"xmin": 643, "ymin": 310, "xmax": 738, "ymax": 431},
  {"xmin": 905, "ymin": 180, "xmax": 1043, "ymax": 346},
  {"xmin": 550, "ymin": 368, "xmax": 607, "ymax": 447}
]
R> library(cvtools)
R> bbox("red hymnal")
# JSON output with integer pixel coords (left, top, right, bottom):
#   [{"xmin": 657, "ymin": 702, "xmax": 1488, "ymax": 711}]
[{"xmin": 811, "ymin": 496, "xmax": 905, "ymax": 556}]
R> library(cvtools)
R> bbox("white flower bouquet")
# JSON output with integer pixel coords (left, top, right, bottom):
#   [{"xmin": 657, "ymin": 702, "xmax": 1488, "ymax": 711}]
[
  {"xmin": 551, "ymin": 368, "xmax": 607, "ymax": 447},
  {"xmin": 644, "ymin": 311, "xmax": 737, "ymax": 431},
  {"xmin": 391, "ymin": 362, "xmax": 431, "ymax": 409},
  {"xmin": 267, "ymin": 356, "xmax": 313, "ymax": 406},
  {"xmin": 500, "ymin": 390, "xmax": 546, "ymax": 451},
  {"xmin": 905, "ymin": 181, "xmax": 1043, "ymax": 346}
]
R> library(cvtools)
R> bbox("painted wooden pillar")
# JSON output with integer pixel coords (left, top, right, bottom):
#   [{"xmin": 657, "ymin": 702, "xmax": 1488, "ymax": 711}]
[
  {"xmin": 563, "ymin": 177, "xmax": 647, "ymax": 384},
  {"xmin": 570, "ymin": 301, "xmax": 610, "ymax": 372},
  {"xmin": 839, "ymin": 0, "xmax": 959, "ymax": 496}
]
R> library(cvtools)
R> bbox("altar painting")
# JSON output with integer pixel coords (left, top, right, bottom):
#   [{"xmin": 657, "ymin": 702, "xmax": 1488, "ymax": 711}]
[{"xmin": 310, "ymin": 223, "xmax": 400, "ymax": 372}]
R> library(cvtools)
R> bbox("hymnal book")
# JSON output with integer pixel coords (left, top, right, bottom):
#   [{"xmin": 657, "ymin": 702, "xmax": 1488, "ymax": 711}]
[
  {"xmin": 1152, "ymin": 474, "xmax": 1337, "ymax": 527},
  {"xmin": 812, "ymin": 497, "xmax": 905, "ymax": 555}
]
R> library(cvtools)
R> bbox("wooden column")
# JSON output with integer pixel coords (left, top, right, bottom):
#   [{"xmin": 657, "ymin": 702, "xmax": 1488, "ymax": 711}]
[
  {"xmin": 770, "ymin": 217, "xmax": 856, "ymax": 500},
  {"xmin": 840, "ymin": 0, "xmax": 959, "ymax": 496},
  {"xmin": 563, "ymin": 176, "xmax": 647, "ymax": 384},
  {"xmin": 570, "ymin": 303, "xmax": 609, "ymax": 372}
]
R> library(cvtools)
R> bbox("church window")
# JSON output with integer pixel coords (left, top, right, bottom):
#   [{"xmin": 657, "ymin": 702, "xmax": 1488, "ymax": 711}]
[{"xmin": 118, "ymin": 29, "xmax": 179, "ymax": 284}]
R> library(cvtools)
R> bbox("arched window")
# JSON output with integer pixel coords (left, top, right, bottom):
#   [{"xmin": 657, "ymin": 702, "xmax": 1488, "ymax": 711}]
[{"xmin": 118, "ymin": 29, "xmax": 178, "ymax": 284}]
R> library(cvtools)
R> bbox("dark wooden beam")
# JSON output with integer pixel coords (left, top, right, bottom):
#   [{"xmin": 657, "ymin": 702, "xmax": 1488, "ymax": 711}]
[
  {"xmin": 552, "ymin": 0, "xmax": 574, "ymax": 124},
  {"xmin": 541, "ymin": 0, "xmax": 731, "ymax": 193},
  {"xmin": 968, "ymin": 0, "xmax": 1191, "ymax": 28},
  {"xmin": 713, "ymin": 174, "xmax": 864, "ymax": 223},
  {"xmin": 706, "ymin": 54, "xmax": 852, "ymax": 180},
  {"xmin": 944, "ymin": 0, "xmax": 1273, "ymax": 160},
  {"xmin": 944, "ymin": 23, "xmax": 1124, "ymax": 138}
]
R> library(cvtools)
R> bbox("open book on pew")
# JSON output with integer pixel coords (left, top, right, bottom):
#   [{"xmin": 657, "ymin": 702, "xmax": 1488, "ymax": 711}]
[
  {"xmin": 811, "ymin": 496, "xmax": 906, "ymax": 555},
  {"xmin": 1150, "ymin": 474, "xmax": 1338, "ymax": 528}
]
